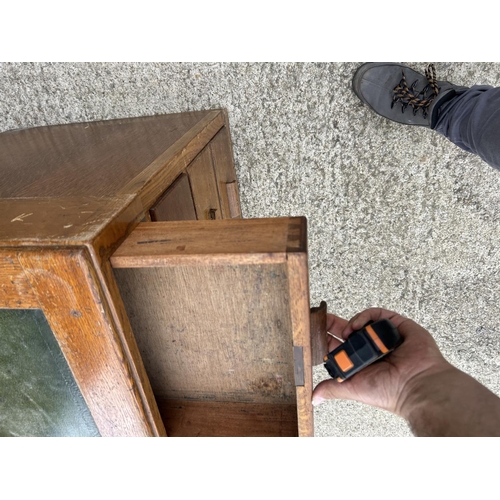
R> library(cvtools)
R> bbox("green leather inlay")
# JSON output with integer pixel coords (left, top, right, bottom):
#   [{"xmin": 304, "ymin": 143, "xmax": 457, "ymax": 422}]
[{"xmin": 0, "ymin": 309, "xmax": 100, "ymax": 437}]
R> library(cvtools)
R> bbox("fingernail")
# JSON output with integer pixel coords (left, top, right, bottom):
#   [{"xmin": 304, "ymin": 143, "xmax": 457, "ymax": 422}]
[{"xmin": 312, "ymin": 396, "xmax": 325, "ymax": 407}]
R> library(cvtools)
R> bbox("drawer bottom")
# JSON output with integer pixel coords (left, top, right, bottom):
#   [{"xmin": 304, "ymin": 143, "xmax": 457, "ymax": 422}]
[{"xmin": 158, "ymin": 399, "xmax": 298, "ymax": 437}]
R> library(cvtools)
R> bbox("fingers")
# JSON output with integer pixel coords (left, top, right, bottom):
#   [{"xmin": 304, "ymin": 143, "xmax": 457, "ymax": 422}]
[
  {"xmin": 312, "ymin": 378, "xmax": 355, "ymax": 406},
  {"xmin": 325, "ymin": 307, "xmax": 434, "ymax": 349},
  {"xmin": 325, "ymin": 313, "xmax": 349, "ymax": 351},
  {"xmin": 326, "ymin": 313, "xmax": 348, "ymax": 335},
  {"xmin": 326, "ymin": 335, "xmax": 343, "ymax": 352},
  {"xmin": 339, "ymin": 308, "xmax": 440, "ymax": 357},
  {"xmin": 341, "ymin": 307, "xmax": 408, "ymax": 339},
  {"xmin": 314, "ymin": 308, "xmax": 445, "ymax": 412}
]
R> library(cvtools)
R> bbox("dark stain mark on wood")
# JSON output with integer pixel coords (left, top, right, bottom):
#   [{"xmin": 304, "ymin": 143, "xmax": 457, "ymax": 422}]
[
  {"xmin": 248, "ymin": 375, "xmax": 283, "ymax": 396},
  {"xmin": 136, "ymin": 239, "xmax": 171, "ymax": 245}
]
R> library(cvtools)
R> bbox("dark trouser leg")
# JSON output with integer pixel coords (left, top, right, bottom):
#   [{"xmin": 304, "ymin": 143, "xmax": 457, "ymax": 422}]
[{"xmin": 434, "ymin": 85, "xmax": 500, "ymax": 170}]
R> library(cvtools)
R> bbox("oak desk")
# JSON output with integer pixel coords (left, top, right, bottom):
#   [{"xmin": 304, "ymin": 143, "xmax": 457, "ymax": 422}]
[{"xmin": 0, "ymin": 110, "xmax": 322, "ymax": 436}]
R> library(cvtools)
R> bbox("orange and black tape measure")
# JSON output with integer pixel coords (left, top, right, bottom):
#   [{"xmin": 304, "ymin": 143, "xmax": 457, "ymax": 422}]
[{"xmin": 323, "ymin": 319, "xmax": 403, "ymax": 382}]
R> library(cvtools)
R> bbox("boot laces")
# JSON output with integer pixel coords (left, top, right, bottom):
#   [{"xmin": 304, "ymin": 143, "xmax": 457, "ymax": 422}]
[{"xmin": 391, "ymin": 64, "xmax": 440, "ymax": 118}]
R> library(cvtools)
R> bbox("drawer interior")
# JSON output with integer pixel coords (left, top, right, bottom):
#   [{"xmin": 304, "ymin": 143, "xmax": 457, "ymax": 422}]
[
  {"xmin": 111, "ymin": 218, "xmax": 311, "ymax": 437},
  {"xmin": 157, "ymin": 400, "xmax": 298, "ymax": 437}
]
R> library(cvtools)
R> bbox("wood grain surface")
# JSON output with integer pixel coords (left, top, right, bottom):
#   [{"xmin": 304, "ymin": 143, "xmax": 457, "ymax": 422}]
[
  {"xmin": 0, "ymin": 111, "xmax": 225, "ymax": 249},
  {"xmin": 187, "ymin": 145, "xmax": 222, "ymax": 220},
  {"xmin": 287, "ymin": 252, "xmax": 314, "ymax": 437},
  {"xmin": 0, "ymin": 111, "xmax": 212, "ymax": 199},
  {"xmin": 207, "ymin": 122, "xmax": 242, "ymax": 219},
  {"xmin": 0, "ymin": 110, "xmax": 247, "ymax": 437},
  {"xmin": 112, "ymin": 216, "xmax": 311, "ymax": 436},
  {"xmin": 114, "ymin": 262, "xmax": 297, "ymax": 405},
  {"xmin": 0, "ymin": 196, "xmax": 134, "ymax": 246},
  {"xmin": 119, "ymin": 111, "xmax": 224, "ymax": 210},
  {"xmin": 225, "ymin": 182, "xmax": 241, "ymax": 218},
  {"xmin": 158, "ymin": 400, "xmax": 298, "ymax": 437},
  {"xmin": 90, "ymin": 256, "xmax": 167, "ymax": 436},
  {"xmin": 110, "ymin": 217, "xmax": 306, "ymax": 268},
  {"xmin": 0, "ymin": 251, "xmax": 38, "ymax": 308},
  {"xmin": 18, "ymin": 248, "xmax": 165, "ymax": 437},
  {"xmin": 149, "ymin": 174, "xmax": 197, "ymax": 221},
  {"xmin": 310, "ymin": 301, "xmax": 329, "ymax": 366},
  {"xmin": 87, "ymin": 111, "xmax": 234, "ymax": 265}
]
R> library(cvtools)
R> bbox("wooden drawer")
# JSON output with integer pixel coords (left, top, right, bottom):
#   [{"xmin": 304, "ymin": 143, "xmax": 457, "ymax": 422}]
[{"xmin": 110, "ymin": 217, "xmax": 314, "ymax": 437}]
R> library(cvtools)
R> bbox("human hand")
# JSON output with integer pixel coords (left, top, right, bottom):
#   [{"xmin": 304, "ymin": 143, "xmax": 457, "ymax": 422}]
[{"xmin": 312, "ymin": 307, "xmax": 451, "ymax": 416}]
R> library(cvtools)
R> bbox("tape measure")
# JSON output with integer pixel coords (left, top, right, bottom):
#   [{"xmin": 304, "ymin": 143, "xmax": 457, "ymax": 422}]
[{"xmin": 323, "ymin": 319, "xmax": 403, "ymax": 382}]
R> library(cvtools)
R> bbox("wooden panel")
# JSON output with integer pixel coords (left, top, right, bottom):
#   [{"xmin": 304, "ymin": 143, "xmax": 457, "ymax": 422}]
[
  {"xmin": 310, "ymin": 301, "xmax": 329, "ymax": 366},
  {"xmin": 92, "ymin": 256, "xmax": 167, "ymax": 437},
  {"xmin": 149, "ymin": 174, "xmax": 197, "ymax": 221},
  {"xmin": 18, "ymin": 248, "xmax": 165, "ymax": 437},
  {"xmin": 159, "ymin": 400, "xmax": 298, "ymax": 437},
  {"xmin": 225, "ymin": 182, "xmax": 241, "ymax": 218},
  {"xmin": 110, "ymin": 218, "xmax": 306, "ymax": 268},
  {"xmin": 114, "ymin": 262, "xmax": 297, "ymax": 405},
  {"xmin": 187, "ymin": 146, "xmax": 222, "ymax": 220},
  {"xmin": 0, "ymin": 251, "xmax": 38, "ymax": 308},
  {"xmin": 208, "ymin": 123, "xmax": 242, "ymax": 219},
  {"xmin": 120, "ymin": 111, "xmax": 224, "ymax": 210},
  {"xmin": 0, "ymin": 196, "xmax": 132, "ymax": 246},
  {"xmin": 287, "ymin": 252, "xmax": 314, "ymax": 437},
  {"xmin": 0, "ymin": 111, "xmax": 214, "ymax": 199}
]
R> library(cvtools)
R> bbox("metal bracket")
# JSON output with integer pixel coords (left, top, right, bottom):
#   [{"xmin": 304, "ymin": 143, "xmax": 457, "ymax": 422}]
[{"xmin": 293, "ymin": 346, "xmax": 305, "ymax": 386}]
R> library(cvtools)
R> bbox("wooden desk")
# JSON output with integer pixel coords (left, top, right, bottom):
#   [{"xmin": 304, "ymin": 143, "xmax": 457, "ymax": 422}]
[{"xmin": 0, "ymin": 110, "xmax": 322, "ymax": 436}]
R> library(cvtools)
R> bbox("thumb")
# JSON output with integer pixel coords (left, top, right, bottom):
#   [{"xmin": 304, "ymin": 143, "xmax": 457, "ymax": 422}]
[{"xmin": 312, "ymin": 378, "xmax": 355, "ymax": 407}]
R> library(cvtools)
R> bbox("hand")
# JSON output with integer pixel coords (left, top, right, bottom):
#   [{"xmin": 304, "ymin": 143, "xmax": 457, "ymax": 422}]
[{"xmin": 312, "ymin": 307, "xmax": 451, "ymax": 416}]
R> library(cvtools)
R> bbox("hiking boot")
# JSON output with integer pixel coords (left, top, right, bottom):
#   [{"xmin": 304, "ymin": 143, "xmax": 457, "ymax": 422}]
[{"xmin": 352, "ymin": 63, "xmax": 468, "ymax": 128}]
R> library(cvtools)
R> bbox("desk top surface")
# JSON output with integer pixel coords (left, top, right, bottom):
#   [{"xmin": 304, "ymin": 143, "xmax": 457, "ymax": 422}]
[
  {"xmin": 0, "ymin": 110, "xmax": 223, "ymax": 246},
  {"xmin": 0, "ymin": 111, "xmax": 210, "ymax": 199}
]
